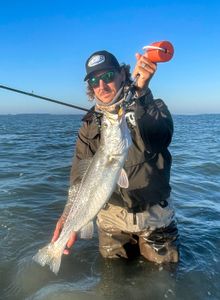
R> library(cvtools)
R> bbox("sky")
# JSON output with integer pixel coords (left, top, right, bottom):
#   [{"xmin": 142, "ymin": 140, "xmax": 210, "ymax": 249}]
[{"xmin": 0, "ymin": 0, "xmax": 220, "ymax": 115}]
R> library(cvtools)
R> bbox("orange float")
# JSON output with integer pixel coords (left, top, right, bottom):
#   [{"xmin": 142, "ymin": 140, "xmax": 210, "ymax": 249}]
[{"xmin": 143, "ymin": 41, "xmax": 174, "ymax": 63}]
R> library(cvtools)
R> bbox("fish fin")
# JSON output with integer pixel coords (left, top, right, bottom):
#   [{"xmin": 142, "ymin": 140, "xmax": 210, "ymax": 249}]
[
  {"xmin": 117, "ymin": 168, "xmax": 129, "ymax": 188},
  {"xmin": 79, "ymin": 221, "xmax": 94, "ymax": 239},
  {"xmin": 33, "ymin": 242, "xmax": 63, "ymax": 275},
  {"xmin": 77, "ymin": 159, "xmax": 93, "ymax": 179}
]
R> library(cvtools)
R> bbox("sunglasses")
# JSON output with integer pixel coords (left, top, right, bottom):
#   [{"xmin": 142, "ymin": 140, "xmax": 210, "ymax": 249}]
[{"xmin": 88, "ymin": 70, "xmax": 116, "ymax": 88}]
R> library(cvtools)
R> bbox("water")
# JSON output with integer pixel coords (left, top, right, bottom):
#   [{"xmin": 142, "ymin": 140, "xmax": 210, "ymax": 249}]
[{"xmin": 0, "ymin": 114, "xmax": 219, "ymax": 300}]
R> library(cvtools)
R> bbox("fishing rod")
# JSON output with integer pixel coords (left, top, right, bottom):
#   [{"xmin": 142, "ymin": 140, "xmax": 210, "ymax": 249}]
[
  {"xmin": 0, "ymin": 84, "xmax": 90, "ymax": 112},
  {"xmin": 0, "ymin": 41, "xmax": 174, "ymax": 113}
]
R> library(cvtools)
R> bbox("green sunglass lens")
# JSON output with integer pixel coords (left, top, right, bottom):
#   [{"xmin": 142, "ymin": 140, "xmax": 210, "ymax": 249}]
[
  {"xmin": 89, "ymin": 71, "xmax": 115, "ymax": 87},
  {"xmin": 89, "ymin": 77, "xmax": 99, "ymax": 87},
  {"xmin": 101, "ymin": 71, "xmax": 114, "ymax": 83}
]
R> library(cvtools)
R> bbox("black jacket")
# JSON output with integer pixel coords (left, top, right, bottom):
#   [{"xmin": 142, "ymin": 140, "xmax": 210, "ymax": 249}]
[{"xmin": 70, "ymin": 89, "xmax": 174, "ymax": 212}]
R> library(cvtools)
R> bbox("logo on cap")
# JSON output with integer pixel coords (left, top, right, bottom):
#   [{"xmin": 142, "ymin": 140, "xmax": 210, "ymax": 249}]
[{"xmin": 88, "ymin": 55, "xmax": 105, "ymax": 67}]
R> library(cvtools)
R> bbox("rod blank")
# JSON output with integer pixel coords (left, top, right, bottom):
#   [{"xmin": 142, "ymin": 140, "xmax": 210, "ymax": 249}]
[{"xmin": 0, "ymin": 84, "xmax": 90, "ymax": 112}]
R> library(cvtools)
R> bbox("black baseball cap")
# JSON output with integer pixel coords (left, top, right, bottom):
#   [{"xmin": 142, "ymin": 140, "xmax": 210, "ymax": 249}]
[{"xmin": 84, "ymin": 50, "xmax": 120, "ymax": 81}]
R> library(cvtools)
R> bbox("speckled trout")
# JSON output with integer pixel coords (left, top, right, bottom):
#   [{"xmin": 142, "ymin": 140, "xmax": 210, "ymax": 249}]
[{"xmin": 33, "ymin": 110, "xmax": 131, "ymax": 274}]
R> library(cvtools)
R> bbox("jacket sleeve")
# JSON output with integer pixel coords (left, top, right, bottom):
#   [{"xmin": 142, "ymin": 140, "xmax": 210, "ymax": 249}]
[{"xmin": 135, "ymin": 89, "xmax": 174, "ymax": 154}]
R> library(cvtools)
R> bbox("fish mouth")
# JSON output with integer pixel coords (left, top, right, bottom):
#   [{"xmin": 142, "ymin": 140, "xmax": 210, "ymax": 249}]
[
  {"xmin": 104, "ymin": 109, "xmax": 124, "ymax": 125},
  {"xmin": 105, "ymin": 111, "xmax": 119, "ymax": 121}
]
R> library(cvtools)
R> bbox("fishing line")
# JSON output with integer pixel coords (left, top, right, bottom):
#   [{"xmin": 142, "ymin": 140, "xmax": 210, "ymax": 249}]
[{"xmin": 0, "ymin": 84, "xmax": 90, "ymax": 112}]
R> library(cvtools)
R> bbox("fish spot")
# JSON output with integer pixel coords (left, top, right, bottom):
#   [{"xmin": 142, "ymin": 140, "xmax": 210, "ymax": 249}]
[{"xmin": 106, "ymin": 155, "xmax": 118, "ymax": 166}]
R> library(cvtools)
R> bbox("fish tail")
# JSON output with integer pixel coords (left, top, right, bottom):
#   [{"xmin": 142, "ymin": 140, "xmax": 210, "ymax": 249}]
[{"xmin": 33, "ymin": 243, "xmax": 63, "ymax": 275}]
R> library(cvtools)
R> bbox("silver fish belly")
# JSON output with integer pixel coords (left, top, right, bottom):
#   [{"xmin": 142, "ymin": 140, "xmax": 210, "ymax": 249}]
[{"xmin": 33, "ymin": 112, "xmax": 131, "ymax": 274}]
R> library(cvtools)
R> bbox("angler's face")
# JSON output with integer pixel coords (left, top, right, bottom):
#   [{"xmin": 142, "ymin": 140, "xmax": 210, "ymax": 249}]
[{"xmin": 89, "ymin": 69, "xmax": 125, "ymax": 104}]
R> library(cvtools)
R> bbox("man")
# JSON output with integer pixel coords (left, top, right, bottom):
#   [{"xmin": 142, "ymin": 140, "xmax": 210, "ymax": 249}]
[{"xmin": 52, "ymin": 49, "xmax": 179, "ymax": 263}]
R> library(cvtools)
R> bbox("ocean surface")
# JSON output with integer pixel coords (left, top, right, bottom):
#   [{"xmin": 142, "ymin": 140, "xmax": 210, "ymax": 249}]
[{"xmin": 0, "ymin": 113, "xmax": 219, "ymax": 300}]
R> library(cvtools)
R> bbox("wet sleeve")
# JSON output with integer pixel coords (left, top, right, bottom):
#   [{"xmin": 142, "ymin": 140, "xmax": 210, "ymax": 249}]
[{"xmin": 136, "ymin": 91, "xmax": 174, "ymax": 153}]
